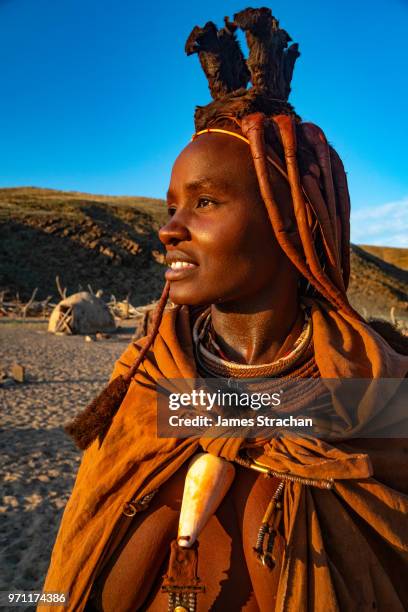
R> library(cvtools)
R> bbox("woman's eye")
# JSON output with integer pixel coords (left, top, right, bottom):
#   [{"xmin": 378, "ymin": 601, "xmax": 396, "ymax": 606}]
[
  {"xmin": 197, "ymin": 198, "xmax": 215, "ymax": 208},
  {"xmin": 167, "ymin": 206, "xmax": 176, "ymax": 217}
]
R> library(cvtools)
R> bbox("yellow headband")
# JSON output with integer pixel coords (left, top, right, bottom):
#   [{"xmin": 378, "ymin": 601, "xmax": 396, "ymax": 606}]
[{"xmin": 192, "ymin": 127, "xmax": 289, "ymax": 183}]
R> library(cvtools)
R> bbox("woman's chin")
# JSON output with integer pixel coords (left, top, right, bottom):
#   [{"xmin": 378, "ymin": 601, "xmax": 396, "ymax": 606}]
[{"xmin": 168, "ymin": 281, "xmax": 212, "ymax": 307}]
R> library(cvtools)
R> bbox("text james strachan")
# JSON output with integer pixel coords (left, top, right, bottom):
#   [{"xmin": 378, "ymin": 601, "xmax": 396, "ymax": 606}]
[{"xmin": 168, "ymin": 414, "xmax": 313, "ymax": 427}]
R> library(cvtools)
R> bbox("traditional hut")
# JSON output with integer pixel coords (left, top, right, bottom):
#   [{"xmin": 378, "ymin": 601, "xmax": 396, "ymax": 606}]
[{"xmin": 48, "ymin": 291, "xmax": 116, "ymax": 335}]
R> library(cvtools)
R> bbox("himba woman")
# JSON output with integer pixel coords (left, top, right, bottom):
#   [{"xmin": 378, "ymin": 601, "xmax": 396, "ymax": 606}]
[{"xmin": 41, "ymin": 7, "xmax": 408, "ymax": 612}]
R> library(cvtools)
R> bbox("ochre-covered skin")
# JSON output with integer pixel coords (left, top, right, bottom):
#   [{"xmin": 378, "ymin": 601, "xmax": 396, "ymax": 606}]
[{"xmin": 88, "ymin": 459, "xmax": 283, "ymax": 611}]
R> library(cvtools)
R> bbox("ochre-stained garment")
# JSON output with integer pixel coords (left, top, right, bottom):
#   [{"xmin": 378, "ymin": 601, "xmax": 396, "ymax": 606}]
[{"xmin": 40, "ymin": 303, "xmax": 408, "ymax": 612}]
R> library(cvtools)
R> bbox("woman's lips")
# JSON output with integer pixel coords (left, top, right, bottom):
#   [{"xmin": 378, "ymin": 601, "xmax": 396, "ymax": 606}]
[{"xmin": 165, "ymin": 260, "xmax": 199, "ymax": 281}]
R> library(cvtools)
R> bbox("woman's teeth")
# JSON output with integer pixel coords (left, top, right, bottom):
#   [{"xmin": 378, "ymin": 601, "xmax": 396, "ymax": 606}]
[{"xmin": 170, "ymin": 261, "xmax": 196, "ymax": 269}]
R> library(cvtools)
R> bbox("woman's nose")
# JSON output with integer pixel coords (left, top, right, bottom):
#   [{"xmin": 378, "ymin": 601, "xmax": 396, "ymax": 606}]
[{"xmin": 159, "ymin": 212, "xmax": 191, "ymax": 247}]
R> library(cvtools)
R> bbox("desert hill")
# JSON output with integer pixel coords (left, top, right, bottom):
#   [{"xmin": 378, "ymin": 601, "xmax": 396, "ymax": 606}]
[
  {"xmin": 0, "ymin": 187, "xmax": 168, "ymax": 306},
  {"xmin": 360, "ymin": 245, "xmax": 408, "ymax": 271},
  {"xmin": 0, "ymin": 187, "xmax": 407, "ymax": 325}
]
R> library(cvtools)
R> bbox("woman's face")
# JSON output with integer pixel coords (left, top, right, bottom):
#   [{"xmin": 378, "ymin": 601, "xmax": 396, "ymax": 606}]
[{"xmin": 159, "ymin": 132, "xmax": 295, "ymax": 307}]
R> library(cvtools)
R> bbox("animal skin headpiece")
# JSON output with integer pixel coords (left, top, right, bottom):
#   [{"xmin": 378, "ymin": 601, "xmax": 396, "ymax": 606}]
[{"xmin": 185, "ymin": 7, "xmax": 300, "ymax": 129}]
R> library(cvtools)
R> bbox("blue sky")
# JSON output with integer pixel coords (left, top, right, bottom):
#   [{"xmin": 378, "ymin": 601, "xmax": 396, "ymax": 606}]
[{"xmin": 0, "ymin": 0, "xmax": 407, "ymax": 246}]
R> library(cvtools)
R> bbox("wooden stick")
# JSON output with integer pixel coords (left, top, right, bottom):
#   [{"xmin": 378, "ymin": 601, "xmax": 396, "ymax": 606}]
[
  {"xmin": 55, "ymin": 305, "xmax": 73, "ymax": 334},
  {"xmin": 22, "ymin": 288, "xmax": 38, "ymax": 318},
  {"xmin": 56, "ymin": 275, "xmax": 67, "ymax": 300}
]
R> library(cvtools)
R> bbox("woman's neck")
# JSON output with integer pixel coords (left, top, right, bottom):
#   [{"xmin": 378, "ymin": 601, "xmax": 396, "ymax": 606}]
[{"xmin": 210, "ymin": 285, "xmax": 302, "ymax": 365}]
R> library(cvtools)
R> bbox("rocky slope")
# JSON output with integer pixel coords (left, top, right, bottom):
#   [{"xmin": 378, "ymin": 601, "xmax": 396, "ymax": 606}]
[
  {"xmin": 0, "ymin": 187, "xmax": 167, "ymax": 306},
  {"xmin": 0, "ymin": 187, "xmax": 406, "ymax": 324}
]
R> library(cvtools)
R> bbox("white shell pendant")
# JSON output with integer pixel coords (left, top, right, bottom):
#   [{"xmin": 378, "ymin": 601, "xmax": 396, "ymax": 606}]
[{"xmin": 178, "ymin": 452, "xmax": 236, "ymax": 548}]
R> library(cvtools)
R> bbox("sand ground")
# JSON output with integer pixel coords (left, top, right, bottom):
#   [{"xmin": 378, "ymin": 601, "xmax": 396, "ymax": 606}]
[{"xmin": 0, "ymin": 320, "xmax": 136, "ymax": 600}]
